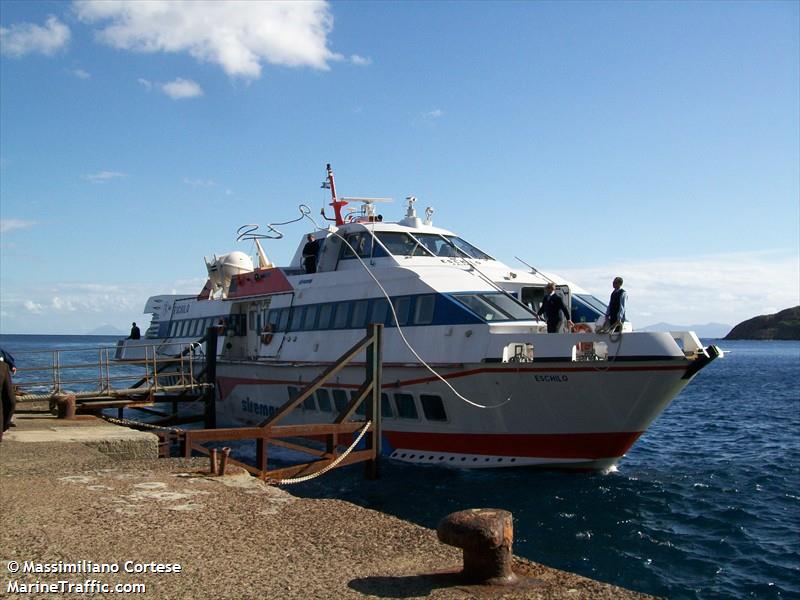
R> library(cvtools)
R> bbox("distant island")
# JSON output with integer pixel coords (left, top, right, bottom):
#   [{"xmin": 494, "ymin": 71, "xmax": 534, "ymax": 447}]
[
  {"xmin": 724, "ymin": 306, "xmax": 800, "ymax": 340},
  {"xmin": 639, "ymin": 322, "xmax": 732, "ymax": 338},
  {"xmin": 87, "ymin": 324, "xmax": 126, "ymax": 336}
]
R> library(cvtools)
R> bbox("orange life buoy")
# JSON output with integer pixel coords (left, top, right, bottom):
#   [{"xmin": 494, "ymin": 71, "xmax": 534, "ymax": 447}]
[
  {"xmin": 572, "ymin": 323, "xmax": 591, "ymax": 333},
  {"xmin": 260, "ymin": 324, "xmax": 274, "ymax": 345}
]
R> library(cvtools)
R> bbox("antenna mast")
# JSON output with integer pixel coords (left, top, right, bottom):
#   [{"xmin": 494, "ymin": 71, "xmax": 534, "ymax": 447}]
[{"xmin": 323, "ymin": 163, "xmax": 348, "ymax": 226}]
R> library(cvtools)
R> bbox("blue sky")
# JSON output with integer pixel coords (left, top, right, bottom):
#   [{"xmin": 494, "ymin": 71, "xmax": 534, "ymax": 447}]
[{"xmin": 1, "ymin": 0, "xmax": 798, "ymax": 334}]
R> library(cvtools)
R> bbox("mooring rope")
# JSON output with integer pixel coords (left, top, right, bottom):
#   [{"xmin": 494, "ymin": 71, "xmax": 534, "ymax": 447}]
[{"xmin": 271, "ymin": 420, "xmax": 372, "ymax": 485}]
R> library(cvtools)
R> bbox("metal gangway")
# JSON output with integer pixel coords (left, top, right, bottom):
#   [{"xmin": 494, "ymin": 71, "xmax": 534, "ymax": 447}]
[{"xmin": 12, "ymin": 339, "xmax": 214, "ymax": 416}]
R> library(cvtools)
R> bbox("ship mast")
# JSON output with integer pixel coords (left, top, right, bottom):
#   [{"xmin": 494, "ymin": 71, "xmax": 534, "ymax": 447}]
[{"xmin": 324, "ymin": 163, "xmax": 348, "ymax": 226}]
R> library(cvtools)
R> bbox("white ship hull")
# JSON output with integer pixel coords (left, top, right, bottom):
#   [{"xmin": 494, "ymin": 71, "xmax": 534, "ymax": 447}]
[{"xmin": 215, "ymin": 351, "xmax": 699, "ymax": 469}]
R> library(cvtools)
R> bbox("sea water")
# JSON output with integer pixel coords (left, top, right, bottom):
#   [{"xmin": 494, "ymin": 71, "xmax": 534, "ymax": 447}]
[{"xmin": 2, "ymin": 335, "xmax": 798, "ymax": 599}]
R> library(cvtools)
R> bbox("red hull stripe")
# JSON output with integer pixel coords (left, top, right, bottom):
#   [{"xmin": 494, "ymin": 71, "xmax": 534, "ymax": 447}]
[{"xmin": 383, "ymin": 430, "xmax": 643, "ymax": 459}]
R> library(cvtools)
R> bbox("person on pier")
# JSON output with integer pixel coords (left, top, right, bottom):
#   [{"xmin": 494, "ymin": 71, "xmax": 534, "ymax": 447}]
[{"xmin": 0, "ymin": 347, "xmax": 17, "ymax": 440}]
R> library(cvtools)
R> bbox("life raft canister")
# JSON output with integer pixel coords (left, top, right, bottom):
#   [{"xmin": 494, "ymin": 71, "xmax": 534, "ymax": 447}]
[{"xmin": 260, "ymin": 324, "xmax": 274, "ymax": 345}]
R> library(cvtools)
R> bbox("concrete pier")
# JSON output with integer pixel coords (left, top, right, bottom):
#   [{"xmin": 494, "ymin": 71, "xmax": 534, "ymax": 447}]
[{"xmin": 1, "ymin": 415, "xmax": 653, "ymax": 599}]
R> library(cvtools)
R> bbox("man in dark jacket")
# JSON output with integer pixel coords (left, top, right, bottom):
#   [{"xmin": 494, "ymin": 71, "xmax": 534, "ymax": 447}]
[
  {"xmin": 537, "ymin": 283, "xmax": 573, "ymax": 333},
  {"xmin": 605, "ymin": 276, "xmax": 627, "ymax": 332},
  {"xmin": 302, "ymin": 234, "xmax": 321, "ymax": 274},
  {"xmin": 0, "ymin": 347, "xmax": 17, "ymax": 440}
]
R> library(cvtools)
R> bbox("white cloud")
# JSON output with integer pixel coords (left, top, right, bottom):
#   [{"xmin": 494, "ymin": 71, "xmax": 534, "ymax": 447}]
[
  {"xmin": 557, "ymin": 249, "xmax": 800, "ymax": 327},
  {"xmin": 162, "ymin": 78, "xmax": 203, "ymax": 99},
  {"xmin": 183, "ymin": 177, "xmax": 215, "ymax": 188},
  {"xmin": 23, "ymin": 300, "xmax": 44, "ymax": 314},
  {"xmin": 0, "ymin": 219, "xmax": 37, "ymax": 234},
  {"xmin": 137, "ymin": 77, "xmax": 153, "ymax": 90},
  {"xmin": 83, "ymin": 170, "xmax": 127, "ymax": 183},
  {"xmin": 70, "ymin": 68, "xmax": 91, "ymax": 79},
  {"xmin": 350, "ymin": 54, "xmax": 371, "ymax": 66},
  {"xmin": 0, "ymin": 15, "xmax": 70, "ymax": 57},
  {"xmin": 424, "ymin": 109, "xmax": 444, "ymax": 119},
  {"xmin": 74, "ymin": 0, "xmax": 342, "ymax": 80},
  {"xmin": 1, "ymin": 279, "xmax": 208, "ymax": 334}
]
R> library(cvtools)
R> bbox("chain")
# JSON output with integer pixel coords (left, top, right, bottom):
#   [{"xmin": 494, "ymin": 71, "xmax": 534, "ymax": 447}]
[
  {"xmin": 272, "ymin": 420, "xmax": 372, "ymax": 485},
  {"xmin": 101, "ymin": 415, "xmax": 185, "ymax": 434}
]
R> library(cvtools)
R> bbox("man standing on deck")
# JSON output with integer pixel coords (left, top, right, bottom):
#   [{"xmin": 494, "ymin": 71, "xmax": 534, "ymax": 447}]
[
  {"xmin": 0, "ymin": 347, "xmax": 17, "ymax": 441},
  {"xmin": 604, "ymin": 277, "xmax": 627, "ymax": 332},
  {"xmin": 537, "ymin": 282, "xmax": 573, "ymax": 333},
  {"xmin": 302, "ymin": 234, "xmax": 321, "ymax": 274}
]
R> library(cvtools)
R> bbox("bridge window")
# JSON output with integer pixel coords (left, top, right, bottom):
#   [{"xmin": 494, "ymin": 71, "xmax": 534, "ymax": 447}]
[
  {"xmin": 394, "ymin": 393, "xmax": 418, "ymax": 419},
  {"xmin": 421, "ymin": 394, "xmax": 447, "ymax": 421},
  {"xmin": 452, "ymin": 292, "xmax": 535, "ymax": 322},
  {"xmin": 375, "ymin": 232, "xmax": 433, "ymax": 257},
  {"xmin": 444, "ymin": 236, "xmax": 492, "ymax": 260},
  {"xmin": 339, "ymin": 232, "xmax": 388, "ymax": 259}
]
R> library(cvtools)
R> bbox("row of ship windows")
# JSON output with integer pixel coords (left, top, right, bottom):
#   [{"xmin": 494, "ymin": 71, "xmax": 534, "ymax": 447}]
[
  {"xmin": 163, "ymin": 295, "xmax": 440, "ymax": 339},
  {"xmin": 288, "ymin": 386, "xmax": 448, "ymax": 422},
  {"xmin": 268, "ymin": 294, "xmax": 436, "ymax": 333}
]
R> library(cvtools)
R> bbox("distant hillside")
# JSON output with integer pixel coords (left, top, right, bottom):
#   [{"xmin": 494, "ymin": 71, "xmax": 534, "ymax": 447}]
[
  {"xmin": 724, "ymin": 306, "xmax": 800, "ymax": 340},
  {"xmin": 639, "ymin": 322, "xmax": 732, "ymax": 339},
  {"xmin": 87, "ymin": 324, "xmax": 126, "ymax": 335}
]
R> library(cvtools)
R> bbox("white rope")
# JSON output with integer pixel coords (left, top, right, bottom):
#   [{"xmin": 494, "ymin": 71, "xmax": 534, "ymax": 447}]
[
  {"xmin": 299, "ymin": 206, "xmax": 509, "ymax": 410},
  {"xmin": 273, "ymin": 420, "xmax": 372, "ymax": 485}
]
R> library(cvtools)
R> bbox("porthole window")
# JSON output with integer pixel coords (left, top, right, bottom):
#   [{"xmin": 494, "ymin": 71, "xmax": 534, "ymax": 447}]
[
  {"xmin": 420, "ymin": 394, "xmax": 447, "ymax": 421},
  {"xmin": 303, "ymin": 305, "xmax": 318, "ymax": 330},
  {"xmin": 351, "ymin": 390, "xmax": 366, "ymax": 416},
  {"xmin": 317, "ymin": 304, "xmax": 333, "ymax": 329},
  {"xmin": 394, "ymin": 393, "xmax": 418, "ymax": 419},
  {"xmin": 414, "ymin": 295, "xmax": 436, "ymax": 325},
  {"xmin": 316, "ymin": 389, "xmax": 332, "ymax": 412},
  {"xmin": 371, "ymin": 298, "xmax": 389, "ymax": 326},
  {"xmin": 333, "ymin": 389, "xmax": 349, "ymax": 413},
  {"xmin": 351, "ymin": 300, "xmax": 368, "ymax": 329},
  {"xmin": 393, "ymin": 297, "xmax": 411, "ymax": 326},
  {"xmin": 380, "ymin": 393, "xmax": 393, "ymax": 418},
  {"xmin": 277, "ymin": 308, "xmax": 290, "ymax": 332},
  {"xmin": 290, "ymin": 307, "xmax": 305, "ymax": 331},
  {"xmin": 333, "ymin": 303, "xmax": 349, "ymax": 329}
]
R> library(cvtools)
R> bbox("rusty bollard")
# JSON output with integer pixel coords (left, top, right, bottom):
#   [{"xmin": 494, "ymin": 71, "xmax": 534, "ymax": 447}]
[
  {"xmin": 209, "ymin": 448, "xmax": 218, "ymax": 475},
  {"xmin": 54, "ymin": 394, "xmax": 76, "ymax": 419},
  {"xmin": 218, "ymin": 447, "xmax": 231, "ymax": 476},
  {"xmin": 437, "ymin": 508, "xmax": 518, "ymax": 586}
]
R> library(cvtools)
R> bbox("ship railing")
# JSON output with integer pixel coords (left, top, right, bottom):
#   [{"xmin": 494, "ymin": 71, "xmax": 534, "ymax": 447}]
[{"xmin": 179, "ymin": 323, "xmax": 384, "ymax": 483}]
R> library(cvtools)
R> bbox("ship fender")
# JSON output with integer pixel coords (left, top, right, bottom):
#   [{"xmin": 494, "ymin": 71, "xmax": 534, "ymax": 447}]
[{"xmin": 260, "ymin": 324, "xmax": 274, "ymax": 345}]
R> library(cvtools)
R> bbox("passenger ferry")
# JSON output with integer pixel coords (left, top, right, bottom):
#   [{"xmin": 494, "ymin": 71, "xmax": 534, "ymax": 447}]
[{"xmin": 118, "ymin": 165, "xmax": 721, "ymax": 470}]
